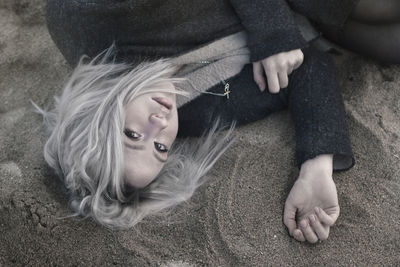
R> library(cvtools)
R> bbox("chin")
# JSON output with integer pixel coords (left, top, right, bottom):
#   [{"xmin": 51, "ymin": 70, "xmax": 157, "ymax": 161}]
[{"xmin": 125, "ymin": 177, "xmax": 153, "ymax": 189}]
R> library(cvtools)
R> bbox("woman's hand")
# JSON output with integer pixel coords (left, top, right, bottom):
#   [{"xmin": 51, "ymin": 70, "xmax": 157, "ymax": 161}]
[
  {"xmin": 253, "ymin": 49, "xmax": 304, "ymax": 93},
  {"xmin": 283, "ymin": 154, "xmax": 340, "ymax": 243}
]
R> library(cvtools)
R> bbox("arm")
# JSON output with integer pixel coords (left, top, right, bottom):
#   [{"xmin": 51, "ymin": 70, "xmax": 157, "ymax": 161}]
[
  {"xmin": 229, "ymin": 2, "xmax": 343, "ymax": 243},
  {"xmin": 229, "ymin": 0, "xmax": 306, "ymax": 93},
  {"xmin": 286, "ymin": 0, "xmax": 361, "ymax": 28},
  {"xmin": 229, "ymin": 0, "xmax": 307, "ymax": 62}
]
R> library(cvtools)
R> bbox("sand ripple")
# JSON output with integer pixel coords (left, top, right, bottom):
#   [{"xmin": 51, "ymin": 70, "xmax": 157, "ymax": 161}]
[{"xmin": 0, "ymin": 1, "xmax": 399, "ymax": 265}]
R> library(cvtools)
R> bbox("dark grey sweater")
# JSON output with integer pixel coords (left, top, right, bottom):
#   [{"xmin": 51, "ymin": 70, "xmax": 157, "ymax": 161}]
[
  {"xmin": 46, "ymin": 0, "xmax": 358, "ymax": 67},
  {"xmin": 46, "ymin": 0, "xmax": 357, "ymax": 170}
]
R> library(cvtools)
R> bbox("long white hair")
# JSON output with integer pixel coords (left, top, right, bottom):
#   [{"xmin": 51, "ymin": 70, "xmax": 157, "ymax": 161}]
[{"xmin": 37, "ymin": 49, "xmax": 234, "ymax": 229}]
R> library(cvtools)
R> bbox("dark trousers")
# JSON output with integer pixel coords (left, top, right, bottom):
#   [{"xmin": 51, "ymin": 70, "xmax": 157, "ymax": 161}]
[{"xmin": 178, "ymin": 46, "xmax": 354, "ymax": 171}]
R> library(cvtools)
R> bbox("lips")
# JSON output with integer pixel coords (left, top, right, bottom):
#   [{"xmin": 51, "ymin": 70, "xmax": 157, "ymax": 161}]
[{"xmin": 152, "ymin": 97, "xmax": 173, "ymax": 110}]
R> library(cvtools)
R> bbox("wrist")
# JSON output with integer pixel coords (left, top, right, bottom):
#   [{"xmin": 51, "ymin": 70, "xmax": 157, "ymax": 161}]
[{"xmin": 299, "ymin": 154, "xmax": 333, "ymax": 181}]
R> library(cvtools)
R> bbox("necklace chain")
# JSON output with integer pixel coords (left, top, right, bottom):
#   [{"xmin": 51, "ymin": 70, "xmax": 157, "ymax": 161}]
[{"xmin": 187, "ymin": 60, "xmax": 232, "ymax": 99}]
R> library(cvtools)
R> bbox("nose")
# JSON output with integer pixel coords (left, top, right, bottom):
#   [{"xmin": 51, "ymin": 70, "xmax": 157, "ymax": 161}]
[{"xmin": 149, "ymin": 113, "xmax": 168, "ymax": 129}]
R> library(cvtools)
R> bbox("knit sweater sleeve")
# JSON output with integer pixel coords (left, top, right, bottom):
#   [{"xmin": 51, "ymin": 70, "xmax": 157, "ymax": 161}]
[
  {"xmin": 229, "ymin": 0, "xmax": 307, "ymax": 62},
  {"xmin": 286, "ymin": 0, "xmax": 360, "ymax": 29}
]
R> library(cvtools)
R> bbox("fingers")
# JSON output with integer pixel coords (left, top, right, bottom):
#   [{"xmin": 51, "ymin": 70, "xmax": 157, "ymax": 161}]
[
  {"xmin": 283, "ymin": 201, "xmax": 298, "ymax": 236},
  {"xmin": 253, "ymin": 61, "xmax": 280, "ymax": 93},
  {"xmin": 278, "ymin": 72, "xmax": 289, "ymax": 88},
  {"xmin": 298, "ymin": 214, "xmax": 331, "ymax": 243},
  {"xmin": 287, "ymin": 66, "xmax": 294, "ymax": 75},
  {"xmin": 264, "ymin": 66, "xmax": 280, "ymax": 94},
  {"xmin": 300, "ymin": 219, "xmax": 319, "ymax": 243},
  {"xmin": 293, "ymin": 50, "xmax": 304, "ymax": 70},
  {"xmin": 309, "ymin": 214, "xmax": 330, "ymax": 241},
  {"xmin": 255, "ymin": 49, "xmax": 304, "ymax": 94},
  {"xmin": 293, "ymin": 229, "xmax": 306, "ymax": 242},
  {"xmin": 252, "ymin": 62, "xmax": 266, "ymax": 91},
  {"xmin": 315, "ymin": 207, "xmax": 339, "ymax": 226},
  {"xmin": 284, "ymin": 201, "xmax": 329, "ymax": 243},
  {"xmin": 295, "ymin": 207, "xmax": 339, "ymax": 243},
  {"xmin": 283, "ymin": 201, "xmax": 308, "ymax": 243},
  {"xmin": 293, "ymin": 59, "xmax": 302, "ymax": 70}
]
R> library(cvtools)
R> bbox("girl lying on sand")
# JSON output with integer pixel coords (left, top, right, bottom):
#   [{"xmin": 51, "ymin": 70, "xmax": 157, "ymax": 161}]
[{"xmin": 42, "ymin": 0, "xmax": 364, "ymax": 243}]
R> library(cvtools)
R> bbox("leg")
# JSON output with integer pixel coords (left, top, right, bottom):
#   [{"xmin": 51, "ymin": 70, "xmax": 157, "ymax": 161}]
[
  {"xmin": 338, "ymin": 21, "xmax": 400, "ymax": 64},
  {"xmin": 324, "ymin": 0, "xmax": 400, "ymax": 64},
  {"xmin": 350, "ymin": 0, "xmax": 400, "ymax": 24},
  {"xmin": 283, "ymin": 47, "xmax": 353, "ymax": 243}
]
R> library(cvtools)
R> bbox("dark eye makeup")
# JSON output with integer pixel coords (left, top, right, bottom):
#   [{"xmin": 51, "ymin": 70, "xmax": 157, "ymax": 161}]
[
  {"xmin": 124, "ymin": 129, "xmax": 141, "ymax": 140},
  {"xmin": 154, "ymin": 142, "xmax": 169, "ymax": 153},
  {"xmin": 125, "ymin": 129, "xmax": 169, "ymax": 153}
]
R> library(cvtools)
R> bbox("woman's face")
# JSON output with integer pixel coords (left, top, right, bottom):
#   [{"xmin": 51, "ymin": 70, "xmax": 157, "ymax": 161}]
[{"xmin": 123, "ymin": 82, "xmax": 178, "ymax": 188}]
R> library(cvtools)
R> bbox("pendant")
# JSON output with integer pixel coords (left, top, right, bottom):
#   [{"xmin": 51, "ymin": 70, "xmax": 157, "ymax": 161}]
[{"xmin": 224, "ymin": 83, "xmax": 231, "ymax": 99}]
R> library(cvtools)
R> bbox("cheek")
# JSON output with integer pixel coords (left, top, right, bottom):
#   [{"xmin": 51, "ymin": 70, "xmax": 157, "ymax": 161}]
[
  {"xmin": 124, "ymin": 98, "xmax": 150, "ymax": 126},
  {"xmin": 171, "ymin": 111, "xmax": 179, "ymax": 138},
  {"xmin": 165, "ymin": 120, "xmax": 179, "ymax": 143},
  {"xmin": 172, "ymin": 118, "xmax": 179, "ymax": 137},
  {"xmin": 123, "ymin": 153, "xmax": 164, "ymax": 188},
  {"xmin": 124, "ymin": 165, "xmax": 156, "ymax": 189}
]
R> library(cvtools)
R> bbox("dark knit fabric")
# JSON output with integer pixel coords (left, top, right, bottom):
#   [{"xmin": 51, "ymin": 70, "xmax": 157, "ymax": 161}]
[
  {"xmin": 228, "ymin": 0, "xmax": 307, "ymax": 62},
  {"xmin": 287, "ymin": 0, "xmax": 360, "ymax": 29},
  {"xmin": 287, "ymin": 0, "xmax": 361, "ymax": 41},
  {"xmin": 46, "ymin": 0, "xmax": 236, "ymax": 66},
  {"xmin": 47, "ymin": 0, "xmax": 308, "ymax": 66},
  {"xmin": 46, "ymin": 0, "xmax": 355, "ymax": 170},
  {"xmin": 46, "ymin": 0, "xmax": 360, "ymax": 67},
  {"xmin": 178, "ymin": 46, "xmax": 354, "ymax": 171}
]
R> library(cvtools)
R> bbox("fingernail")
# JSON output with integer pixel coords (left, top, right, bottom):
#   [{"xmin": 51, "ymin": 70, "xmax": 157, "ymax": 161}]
[
  {"xmin": 295, "ymin": 231, "xmax": 301, "ymax": 238},
  {"xmin": 300, "ymin": 220, "xmax": 308, "ymax": 229},
  {"xmin": 315, "ymin": 207, "xmax": 320, "ymax": 213}
]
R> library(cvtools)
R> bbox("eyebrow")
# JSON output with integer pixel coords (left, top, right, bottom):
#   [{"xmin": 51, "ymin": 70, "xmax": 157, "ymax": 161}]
[{"xmin": 124, "ymin": 142, "xmax": 167, "ymax": 163}]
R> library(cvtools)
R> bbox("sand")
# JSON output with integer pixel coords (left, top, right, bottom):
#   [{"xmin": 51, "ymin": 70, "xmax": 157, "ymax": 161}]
[{"xmin": 0, "ymin": 1, "xmax": 399, "ymax": 266}]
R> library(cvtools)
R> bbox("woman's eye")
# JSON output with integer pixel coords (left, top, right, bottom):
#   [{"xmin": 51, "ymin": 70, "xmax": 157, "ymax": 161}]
[
  {"xmin": 154, "ymin": 142, "xmax": 169, "ymax": 153},
  {"xmin": 124, "ymin": 129, "xmax": 141, "ymax": 140}
]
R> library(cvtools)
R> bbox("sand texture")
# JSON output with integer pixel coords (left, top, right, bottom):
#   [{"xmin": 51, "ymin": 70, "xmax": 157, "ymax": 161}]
[{"xmin": 1, "ymin": 1, "xmax": 399, "ymax": 266}]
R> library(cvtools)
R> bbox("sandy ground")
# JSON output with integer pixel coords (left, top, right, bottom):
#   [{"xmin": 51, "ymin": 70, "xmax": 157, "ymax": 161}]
[{"xmin": 1, "ymin": 1, "xmax": 399, "ymax": 266}]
